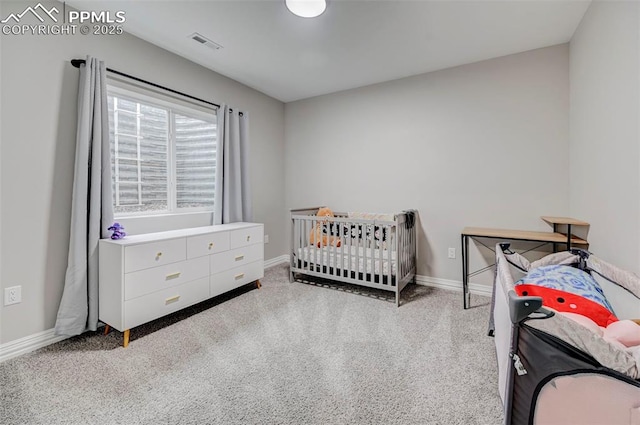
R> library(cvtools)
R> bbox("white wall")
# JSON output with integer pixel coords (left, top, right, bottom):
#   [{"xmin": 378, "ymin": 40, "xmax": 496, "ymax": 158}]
[
  {"xmin": 569, "ymin": 0, "xmax": 640, "ymax": 274},
  {"xmin": 285, "ymin": 45, "xmax": 571, "ymax": 283},
  {"xmin": 0, "ymin": 1, "xmax": 286, "ymax": 344}
]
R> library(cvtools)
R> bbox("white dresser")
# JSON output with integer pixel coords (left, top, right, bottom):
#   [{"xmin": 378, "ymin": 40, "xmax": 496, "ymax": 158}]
[{"xmin": 99, "ymin": 223, "xmax": 264, "ymax": 347}]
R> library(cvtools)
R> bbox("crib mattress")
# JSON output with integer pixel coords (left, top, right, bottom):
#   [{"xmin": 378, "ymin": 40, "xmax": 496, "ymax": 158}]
[{"xmin": 296, "ymin": 245, "xmax": 396, "ymax": 276}]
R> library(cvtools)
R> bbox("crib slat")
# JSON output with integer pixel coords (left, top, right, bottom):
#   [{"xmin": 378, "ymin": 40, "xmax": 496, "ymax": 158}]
[
  {"xmin": 365, "ymin": 224, "xmax": 370, "ymax": 283},
  {"xmin": 362, "ymin": 225, "xmax": 366, "ymax": 283},
  {"xmin": 345, "ymin": 222, "xmax": 349, "ymax": 278},
  {"xmin": 356, "ymin": 224, "xmax": 361, "ymax": 281},
  {"xmin": 370, "ymin": 224, "xmax": 375, "ymax": 284},
  {"xmin": 331, "ymin": 218, "xmax": 336, "ymax": 277},
  {"xmin": 406, "ymin": 222, "xmax": 409, "ymax": 276},
  {"xmin": 359, "ymin": 223, "xmax": 364, "ymax": 281},
  {"xmin": 371, "ymin": 224, "xmax": 376, "ymax": 284},
  {"xmin": 378, "ymin": 225, "xmax": 383, "ymax": 284},
  {"xmin": 316, "ymin": 217, "xmax": 320, "ymax": 270},
  {"xmin": 310, "ymin": 218, "xmax": 314, "ymax": 273},
  {"xmin": 326, "ymin": 219, "xmax": 330, "ymax": 274},
  {"xmin": 316, "ymin": 217, "xmax": 321, "ymax": 273},
  {"xmin": 387, "ymin": 224, "xmax": 391, "ymax": 284},
  {"xmin": 333, "ymin": 220, "xmax": 338, "ymax": 277},
  {"xmin": 406, "ymin": 222, "xmax": 410, "ymax": 276},
  {"xmin": 302, "ymin": 218, "xmax": 307, "ymax": 271},
  {"xmin": 330, "ymin": 219, "xmax": 334, "ymax": 276},
  {"xmin": 300, "ymin": 218, "xmax": 304, "ymax": 270},
  {"xmin": 338, "ymin": 222, "xmax": 342, "ymax": 269},
  {"xmin": 305, "ymin": 220, "xmax": 316, "ymax": 271},
  {"xmin": 323, "ymin": 218, "xmax": 328, "ymax": 274},
  {"xmin": 346, "ymin": 221, "xmax": 351, "ymax": 278},
  {"xmin": 408, "ymin": 221, "xmax": 411, "ymax": 275},
  {"xmin": 383, "ymin": 226, "xmax": 387, "ymax": 283},
  {"xmin": 374, "ymin": 223, "xmax": 378, "ymax": 283},
  {"xmin": 292, "ymin": 217, "xmax": 296, "ymax": 270},
  {"xmin": 300, "ymin": 219, "xmax": 311, "ymax": 270},
  {"xmin": 387, "ymin": 225, "xmax": 392, "ymax": 286},
  {"xmin": 349, "ymin": 223, "xmax": 353, "ymax": 276},
  {"xmin": 299, "ymin": 218, "xmax": 304, "ymax": 267},
  {"xmin": 337, "ymin": 220, "xmax": 341, "ymax": 277},
  {"xmin": 316, "ymin": 219, "xmax": 320, "ymax": 270},
  {"xmin": 398, "ymin": 224, "xmax": 402, "ymax": 279},
  {"xmin": 368, "ymin": 225, "xmax": 372, "ymax": 283},
  {"xmin": 400, "ymin": 221, "xmax": 405, "ymax": 280},
  {"xmin": 321, "ymin": 217, "xmax": 325, "ymax": 271},
  {"xmin": 293, "ymin": 217, "xmax": 298, "ymax": 272}
]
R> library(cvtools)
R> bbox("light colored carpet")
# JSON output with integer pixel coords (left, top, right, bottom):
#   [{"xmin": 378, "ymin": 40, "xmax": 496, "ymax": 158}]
[{"xmin": 0, "ymin": 265, "xmax": 503, "ymax": 424}]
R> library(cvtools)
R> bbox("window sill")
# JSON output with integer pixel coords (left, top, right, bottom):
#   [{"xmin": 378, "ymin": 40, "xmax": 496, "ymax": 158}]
[{"xmin": 115, "ymin": 211, "xmax": 214, "ymax": 236}]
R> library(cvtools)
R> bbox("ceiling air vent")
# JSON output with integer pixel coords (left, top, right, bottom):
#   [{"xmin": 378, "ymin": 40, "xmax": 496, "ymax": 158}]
[{"xmin": 189, "ymin": 32, "xmax": 223, "ymax": 50}]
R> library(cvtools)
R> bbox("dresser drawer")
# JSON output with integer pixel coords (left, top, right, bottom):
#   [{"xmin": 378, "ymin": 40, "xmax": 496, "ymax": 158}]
[
  {"xmin": 210, "ymin": 261, "xmax": 263, "ymax": 298},
  {"xmin": 124, "ymin": 257, "xmax": 209, "ymax": 301},
  {"xmin": 229, "ymin": 226, "xmax": 263, "ymax": 249},
  {"xmin": 187, "ymin": 231, "xmax": 230, "ymax": 258},
  {"xmin": 210, "ymin": 243, "xmax": 264, "ymax": 275},
  {"xmin": 123, "ymin": 277, "xmax": 209, "ymax": 330},
  {"xmin": 124, "ymin": 238, "xmax": 186, "ymax": 273}
]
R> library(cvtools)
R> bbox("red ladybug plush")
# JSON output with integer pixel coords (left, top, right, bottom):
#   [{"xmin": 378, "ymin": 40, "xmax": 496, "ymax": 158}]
[{"xmin": 515, "ymin": 284, "xmax": 618, "ymax": 327}]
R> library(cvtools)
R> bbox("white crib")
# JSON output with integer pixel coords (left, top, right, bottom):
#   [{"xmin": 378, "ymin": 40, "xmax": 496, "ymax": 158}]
[{"xmin": 290, "ymin": 207, "xmax": 417, "ymax": 306}]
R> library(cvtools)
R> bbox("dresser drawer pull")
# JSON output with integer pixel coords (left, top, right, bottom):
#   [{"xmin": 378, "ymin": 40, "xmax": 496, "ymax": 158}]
[
  {"xmin": 155, "ymin": 252, "xmax": 163, "ymax": 259},
  {"xmin": 234, "ymin": 273, "xmax": 245, "ymax": 280},
  {"xmin": 165, "ymin": 272, "xmax": 181, "ymax": 280},
  {"xmin": 246, "ymin": 235, "xmax": 251, "ymax": 242},
  {"xmin": 165, "ymin": 295, "xmax": 180, "ymax": 305},
  {"xmin": 235, "ymin": 255, "xmax": 244, "ymax": 261},
  {"xmin": 208, "ymin": 242, "xmax": 214, "ymax": 250}
]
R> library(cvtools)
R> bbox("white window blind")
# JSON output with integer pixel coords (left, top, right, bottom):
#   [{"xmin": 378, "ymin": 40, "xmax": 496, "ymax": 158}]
[
  {"xmin": 107, "ymin": 87, "xmax": 217, "ymax": 217},
  {"xmin": 175, "ymin": 113, "xmax": 217, "ymax": 209}
]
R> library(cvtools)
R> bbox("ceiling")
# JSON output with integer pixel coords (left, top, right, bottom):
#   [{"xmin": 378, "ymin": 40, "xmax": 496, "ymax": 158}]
[{"xmin": 67, "ymin": 0, "xmax": 591, "ymax": 102}]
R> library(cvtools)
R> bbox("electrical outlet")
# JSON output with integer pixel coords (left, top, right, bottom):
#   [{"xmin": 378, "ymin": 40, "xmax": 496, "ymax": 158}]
[
  {"xmin": 448, "ymin": 248, "xmax": 456, "ymax": 259},
  {"xmin": 4, "ymin": 286, "xmax": 22, "ymax": 306},
  {"xmin": 264, "ymin": 234, "xmax": 270, "ymax": 244}
]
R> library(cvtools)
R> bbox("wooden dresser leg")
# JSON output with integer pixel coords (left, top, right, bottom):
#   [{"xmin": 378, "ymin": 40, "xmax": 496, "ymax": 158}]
[
  {"xmin": 256, "ymin": 279, "xmax": 261, "ymax": 289},
  {"xmin": 123, "ymin": 329, "xmax": 130, "ymax": 348},
  {"xmin": 104, "ymin": 324, "xmax": 110, "ymax": 335}
]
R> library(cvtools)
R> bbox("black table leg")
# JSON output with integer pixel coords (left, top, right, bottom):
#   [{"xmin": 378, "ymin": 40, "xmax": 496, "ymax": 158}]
[{"xmin": 462, "ymin": 234, "xmax": 470, "ymax": 309}]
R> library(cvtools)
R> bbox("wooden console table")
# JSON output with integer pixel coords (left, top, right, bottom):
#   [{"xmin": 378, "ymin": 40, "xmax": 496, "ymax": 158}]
[{"xmin": 461, "ymin": 217, "xmax": 589, "ymax": 309}]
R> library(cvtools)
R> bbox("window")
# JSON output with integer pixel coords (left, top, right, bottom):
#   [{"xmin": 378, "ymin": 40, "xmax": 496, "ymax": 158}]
[{"xmin": 107, "ymin": 86, "xmax": 218, "ymax": 217}]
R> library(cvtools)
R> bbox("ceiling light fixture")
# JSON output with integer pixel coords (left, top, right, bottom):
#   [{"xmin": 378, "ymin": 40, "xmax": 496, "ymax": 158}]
[{"xmin": 285, "ymin": 0, "xmax": 327, "ymax": 18}]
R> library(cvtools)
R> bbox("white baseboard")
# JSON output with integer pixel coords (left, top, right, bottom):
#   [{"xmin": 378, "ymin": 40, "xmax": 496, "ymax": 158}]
[
  {"xmin": 0, "ymin": 254, "xmax": 292, "ymax": 363},
  {"xmin": 0, "ymin": 328, "xmax": 68, "ymax": 363},
  {"xmin": 415, "ymin": 275, "xmax": 493, "ymax": 297},
  {"xmin": 264, "ymin": 254, "xmax": 289, "ymax": 269},
  {"xmin": 275, "ymin": 254, "xmax": 491, "ymax": 296},
  {"xmin": 1, "ymin": 259, "xmax": 484, "ymax": 363}
]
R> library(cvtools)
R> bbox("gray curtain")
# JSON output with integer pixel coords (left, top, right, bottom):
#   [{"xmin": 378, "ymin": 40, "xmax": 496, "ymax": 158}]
[
  {"xmin": 214, "ymin": 104, "xmax": 252, "ymax": 224},
  {"xmin": 55, "ymin": 57, "xmax": 113, "ymax": 336}
]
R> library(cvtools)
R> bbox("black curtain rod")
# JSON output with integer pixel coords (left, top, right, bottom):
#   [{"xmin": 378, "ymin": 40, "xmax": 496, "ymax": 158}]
[{"xmin": 70, "ymin": 59, "xmax": 221, "ymax": 109}]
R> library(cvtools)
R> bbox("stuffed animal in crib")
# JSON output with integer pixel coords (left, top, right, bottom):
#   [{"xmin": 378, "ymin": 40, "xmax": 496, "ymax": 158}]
[{"xmin": 309, "ymin": 207, "xmax": 342, "ymax": 248}]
